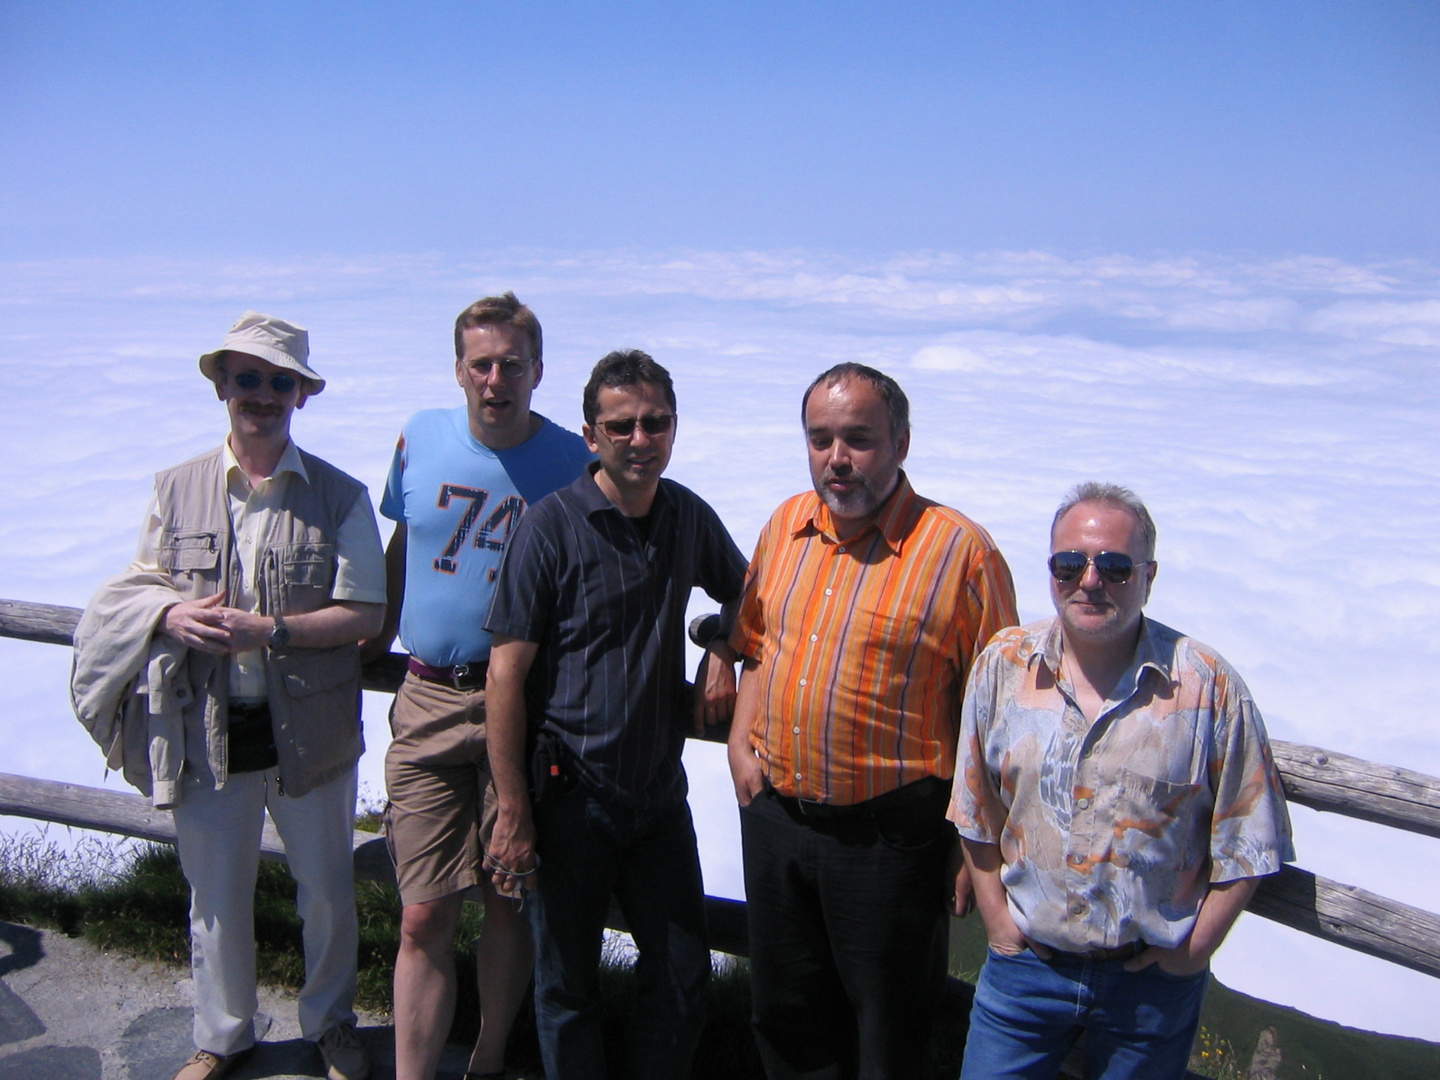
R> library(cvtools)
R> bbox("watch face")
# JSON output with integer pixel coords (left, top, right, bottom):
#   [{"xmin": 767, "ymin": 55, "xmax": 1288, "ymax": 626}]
[{"xmin": 271, "ymin": 621, "xmax": 290, "ymax": 648}]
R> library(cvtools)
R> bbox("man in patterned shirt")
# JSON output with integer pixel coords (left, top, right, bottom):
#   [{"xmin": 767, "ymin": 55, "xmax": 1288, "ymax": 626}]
[
  {"xmin": 950, "ymin": 482, "xmax": 1294, "ymax": 1080},
  {"xmin": 727, "ymin": 363, "xmax": 1018, "ymax": 1080}
]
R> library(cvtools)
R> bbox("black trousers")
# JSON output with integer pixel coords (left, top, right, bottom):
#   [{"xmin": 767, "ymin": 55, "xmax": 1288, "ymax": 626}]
[{"xmin": 740, "ymin": 779, "xmax": 954, "ymax": 1080}]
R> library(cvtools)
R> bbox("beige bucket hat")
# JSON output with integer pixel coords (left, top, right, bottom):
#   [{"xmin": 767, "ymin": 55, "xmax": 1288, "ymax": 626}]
[{"xmin": 198, "ymin": 311, "xmax": 325, "ymax": 394}]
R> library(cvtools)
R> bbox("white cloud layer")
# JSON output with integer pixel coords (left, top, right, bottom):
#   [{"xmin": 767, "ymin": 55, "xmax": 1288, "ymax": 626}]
[{"xmin": 2, "ymin": 248, "xmax": 1438, "ymax": 1040}]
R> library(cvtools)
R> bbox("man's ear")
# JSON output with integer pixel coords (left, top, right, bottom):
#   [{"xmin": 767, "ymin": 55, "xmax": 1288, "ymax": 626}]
[{"xmin": 582, "ymin": 423, "xmax": 599, "ymax": 454}]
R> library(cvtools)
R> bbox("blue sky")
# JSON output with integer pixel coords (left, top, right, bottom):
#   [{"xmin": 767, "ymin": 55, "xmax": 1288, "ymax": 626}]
[{"xmin": 2, "ymin": 1, "xmax": 1437, "ymax": 258}]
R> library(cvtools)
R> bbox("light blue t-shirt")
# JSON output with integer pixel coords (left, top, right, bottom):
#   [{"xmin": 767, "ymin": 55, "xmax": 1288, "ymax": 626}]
[{"xmin": 380, "ymin": 406, "xmax": 592, "ymax": 667}]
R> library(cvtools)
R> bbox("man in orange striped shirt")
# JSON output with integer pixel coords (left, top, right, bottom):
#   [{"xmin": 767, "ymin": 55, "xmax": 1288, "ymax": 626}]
[{"xmin": 727, "ymin": 363, "xmax": 1018, "ymax": 1080}]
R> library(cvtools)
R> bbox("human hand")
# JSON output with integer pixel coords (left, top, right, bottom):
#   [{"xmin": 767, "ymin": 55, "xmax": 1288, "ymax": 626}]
[
  {"xmin": 160, "ymin": 592, "xmax": 234, "ymax": 653},
  {"xmin": 983, "ymin": 905, "xmax": 1050, "ymax": 958},
  {"xmin": 213, "ymin": 608, "xmax": 272, "ymax": 652},
  {"xmin": 1124, "ymin": 943, "xmax": 1209, "ymax": 976},
  {"xmin": 486, "ymin": 807, "xmax": 539, "ymax": 898},
  {"xmin": 693, "ymin": 647, "xmax": 738, "ymax": 734},
  {"xmin": 728, "ymin": 741, "xmax": 765, "ymax": 807}
]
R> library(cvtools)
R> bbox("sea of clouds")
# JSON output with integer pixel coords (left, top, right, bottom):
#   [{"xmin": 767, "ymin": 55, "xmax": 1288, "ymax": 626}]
[{"xmin": 2, "ymin": 248, "xmax": 1438, "ymax": 1040}]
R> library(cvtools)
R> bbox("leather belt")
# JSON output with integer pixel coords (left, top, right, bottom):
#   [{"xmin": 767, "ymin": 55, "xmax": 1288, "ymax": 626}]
[
  {"xmin": 408, "ymin": 656, "xmax": 488, "ymax": 691},
  {"xmin": 770, "ymin": 774, "xmax": 948, "ymax": 822},
  {"xmin": 1050, "ymin": 941, "xmax": 1148, "ymax": 962}
]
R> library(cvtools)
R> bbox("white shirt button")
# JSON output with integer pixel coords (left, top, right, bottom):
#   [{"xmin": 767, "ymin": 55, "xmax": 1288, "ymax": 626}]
[
  {"xmin": 810, "ymin": 634, "xmax": 818, "ymax": 642},
  {"xmin": 795, "ymin": 772, "xmax": 803, "ymax": 781},
  {"xmin": 799, "ymin": 678, "xmax": 807, "ymax": 687},
  {"xmin": 825, "ymin": 588, "xmax": 833, "ymax": 596},
  {"xmin": 792, "ymin": 726, "xmax": 800, "ymax": 734},
  {"xmin": 838, "ymin": 546, "xmax": 847, "ymax": 553},
  {"xmin": 1076, "ymin": 797, "xmax": 1091, "ymax": 809},
  {"xmin": 1071, "ymin": 853, "xmax": 1085, "ymax": 864}
]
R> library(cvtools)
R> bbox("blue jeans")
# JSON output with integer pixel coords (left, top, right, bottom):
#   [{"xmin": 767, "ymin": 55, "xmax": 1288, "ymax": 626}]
[
  {"xmin": 528, "ymin": 784, "xmax": 710, "ymax": 1080},
  {"xmin": 960, "ymin": 948, "xmax": 1209, "ymax": 1080}
]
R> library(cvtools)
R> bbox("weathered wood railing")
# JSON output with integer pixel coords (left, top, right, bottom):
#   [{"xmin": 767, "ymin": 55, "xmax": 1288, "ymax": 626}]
[{"xmin": 5, "ymin": 596, "xmax": 1440, "ymax": 983}]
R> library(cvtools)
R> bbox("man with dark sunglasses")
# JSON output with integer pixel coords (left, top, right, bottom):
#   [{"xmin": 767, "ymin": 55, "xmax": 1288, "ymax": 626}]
[
  {"xmin": 360, "ymin": 293, "xmax": 592, "ymax": 1080},
  {"xmin": 73, "ymin": 312, "xmax": 387, "ymax": 1080},
  {"xmin": 950, "ymin": 482, "xmax": 1294, "ymax": 1080},
  {"xmin": 483, "ymin": 349, "xmax": 748, "ymax": 1080}
]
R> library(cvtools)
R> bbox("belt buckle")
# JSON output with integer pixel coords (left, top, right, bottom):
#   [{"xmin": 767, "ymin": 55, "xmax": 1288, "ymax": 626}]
[{"xmin": 452, "ymin": 662, "xmax": 481, "ymax": 691}]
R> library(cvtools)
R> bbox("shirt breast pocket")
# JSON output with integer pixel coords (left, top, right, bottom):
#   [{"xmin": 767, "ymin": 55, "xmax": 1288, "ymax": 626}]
[
  {"xmin": 848, "ymin": 606, "xmax": 928, "ymax": 691},
  {"xmin": 1107, "ymin": 768, "xmax": 1208, "ymax": 868}
]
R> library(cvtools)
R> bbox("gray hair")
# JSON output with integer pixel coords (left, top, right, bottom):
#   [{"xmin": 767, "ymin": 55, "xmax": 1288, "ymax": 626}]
[
  {"xmin": 801, "ymin": 363, "xmax": 910, "ymax": 446},
  {"xmin": 1051, "ymin": 482, "xmax": 1157, "ymax": 561}
]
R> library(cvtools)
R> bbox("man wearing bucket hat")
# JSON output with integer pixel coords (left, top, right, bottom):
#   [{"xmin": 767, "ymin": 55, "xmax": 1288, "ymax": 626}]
[{"xmin": 94, "ymin": 312, "xmax": 386, "ymax": 1080}]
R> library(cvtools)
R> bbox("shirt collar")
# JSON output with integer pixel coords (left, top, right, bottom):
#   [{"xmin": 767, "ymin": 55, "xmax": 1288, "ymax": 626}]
[
  {"xmin": 1034, "ymin": 615, "xmax": 1174, "ymax": 689},
  {"xmin": 796, "ymin": 471, "xmax": 918, "ymax": 553},
  {"xmin": 576, "ymin": 461, "xmax": 670, "ymax": 518},
  {"xmin": 223, "ymin": 438, "xmax": 307, "ymax": 492}
]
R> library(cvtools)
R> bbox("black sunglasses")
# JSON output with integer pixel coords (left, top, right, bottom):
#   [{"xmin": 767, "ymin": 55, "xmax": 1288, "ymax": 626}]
[
  {"xmin": 597, "ymin": 414, "xmax": 675, "ymax": 439},
  {"xmin": 1048, "ymin": 550, "xmax": 1146, "ymax": 585},
  {"xmin": 233, "ymin": 371, "xmax": 299, "ymax": 394}
]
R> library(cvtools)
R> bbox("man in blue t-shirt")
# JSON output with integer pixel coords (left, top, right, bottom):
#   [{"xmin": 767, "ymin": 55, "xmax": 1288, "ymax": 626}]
[{"xmin": 363, "ymin": 293, "xmax": 592, "ymax": 1080}]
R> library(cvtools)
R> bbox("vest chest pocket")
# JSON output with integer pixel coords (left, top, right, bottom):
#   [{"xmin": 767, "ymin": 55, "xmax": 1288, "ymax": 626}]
[
  {"xmin": 270, "ymin": 542, "xmax": 336, "ymax": 612},
  {"xmin": 159, "ymin": 532, "xmax": 220, "ymax": 574}
]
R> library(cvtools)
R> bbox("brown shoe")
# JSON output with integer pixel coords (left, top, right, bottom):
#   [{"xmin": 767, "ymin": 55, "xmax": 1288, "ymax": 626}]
[
  {"xmin": 317, "ymin": 1022, "xmax": 370, "ymax": 1080},
  {"xmin": 172, "ymin": 1047, "xmax": 253, "ymax": 1080}
]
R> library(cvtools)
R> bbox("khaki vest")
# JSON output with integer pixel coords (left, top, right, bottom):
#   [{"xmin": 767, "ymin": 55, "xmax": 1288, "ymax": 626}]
[{"xmin": 153, "ymin": 446, "xmax": 366, "ymax": 797}]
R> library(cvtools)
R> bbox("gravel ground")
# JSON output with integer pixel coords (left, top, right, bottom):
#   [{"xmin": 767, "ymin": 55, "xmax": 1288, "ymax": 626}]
[{"xmin": 0, "ymin": 919, "xmax": 480, "ymax": 1080}]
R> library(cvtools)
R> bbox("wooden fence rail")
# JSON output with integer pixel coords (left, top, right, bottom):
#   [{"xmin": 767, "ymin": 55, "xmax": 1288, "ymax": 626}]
[{"xmin": 4, "ymin": 596, "xmax": 1440, "ymax": 981}]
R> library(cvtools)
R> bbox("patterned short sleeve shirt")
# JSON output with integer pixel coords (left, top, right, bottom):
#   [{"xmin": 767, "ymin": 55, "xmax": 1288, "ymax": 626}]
[{"xmin": 949, "ymin": 616, "xmax": 1294, "ymax": 952}]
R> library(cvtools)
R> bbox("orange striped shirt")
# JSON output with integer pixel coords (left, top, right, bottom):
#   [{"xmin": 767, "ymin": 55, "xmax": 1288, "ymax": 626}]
[{"xmin": 731, "ymin": 474, "xmax": 1018, "ymax": 804}]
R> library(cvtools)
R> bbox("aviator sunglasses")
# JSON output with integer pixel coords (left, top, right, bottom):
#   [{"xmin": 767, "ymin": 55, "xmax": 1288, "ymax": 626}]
[
  {"xmin": 1048, "ymin": 550, "xmax": 1147, "ymax": 585},
  {"xmin": 233, "ymin": 370, "xmax": 299, "ymax": 394},
  {"xmin": 596, "ymin": 414, "xmax": 675, "ymax": 439}
]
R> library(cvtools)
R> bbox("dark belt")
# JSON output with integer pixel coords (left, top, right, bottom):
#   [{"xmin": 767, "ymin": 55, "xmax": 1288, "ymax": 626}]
[
  {"xmin": 770, "ymin": 774, "xmax": 949, "ymax": 823},
  {"xmin": 1049, "ymin": 941, "xmax": 1148, "ymax": 962},
  {"xmin": 408, "ymin": 656, "xmax": 488, "ymax": 691}
]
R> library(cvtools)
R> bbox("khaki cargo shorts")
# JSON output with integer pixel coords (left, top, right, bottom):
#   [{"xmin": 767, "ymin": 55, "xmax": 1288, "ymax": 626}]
[{"xmin": 384, "ymin": 671, "xmax": 500, "ymax": 906}]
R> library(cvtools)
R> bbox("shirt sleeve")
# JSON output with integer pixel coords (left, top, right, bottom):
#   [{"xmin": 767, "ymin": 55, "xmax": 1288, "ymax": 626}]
[
  {"xmin": 331, "ymin": 491, "xmax": 388, "ymax": 603},
  {"xmin": 698, "ymin": 499, "xmax": 749, "ymax": 606},
  {"xmin": 378, "ymin": 431, "xmax": 407, "ymax": 523},
  {"xmin": 483, "ymin": 502, "xmax": 560, "ymax": 644},
  {"xmin": 729, "ymin": 516, "xmax": 774, "ymax": 662},
  {"xmin": 131, "ymin": 488, "xmax": 164, "ymax": 572},
  {"xmin": 958, "ymin": 544, "xmax": 1020, "ymax": 687},
  {"xmin": 947, "ymin": 640, "xmax": 1011, "ymax": 843},
  {"xmin": 1208, "ymin": 668, "xmax": 1296, "ymax": 882}
]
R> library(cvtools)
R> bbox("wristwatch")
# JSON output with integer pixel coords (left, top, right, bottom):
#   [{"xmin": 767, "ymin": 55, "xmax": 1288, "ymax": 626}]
[{"xmin": 269, "ymin": 612, "xmax": 291, "ymax": 650}]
